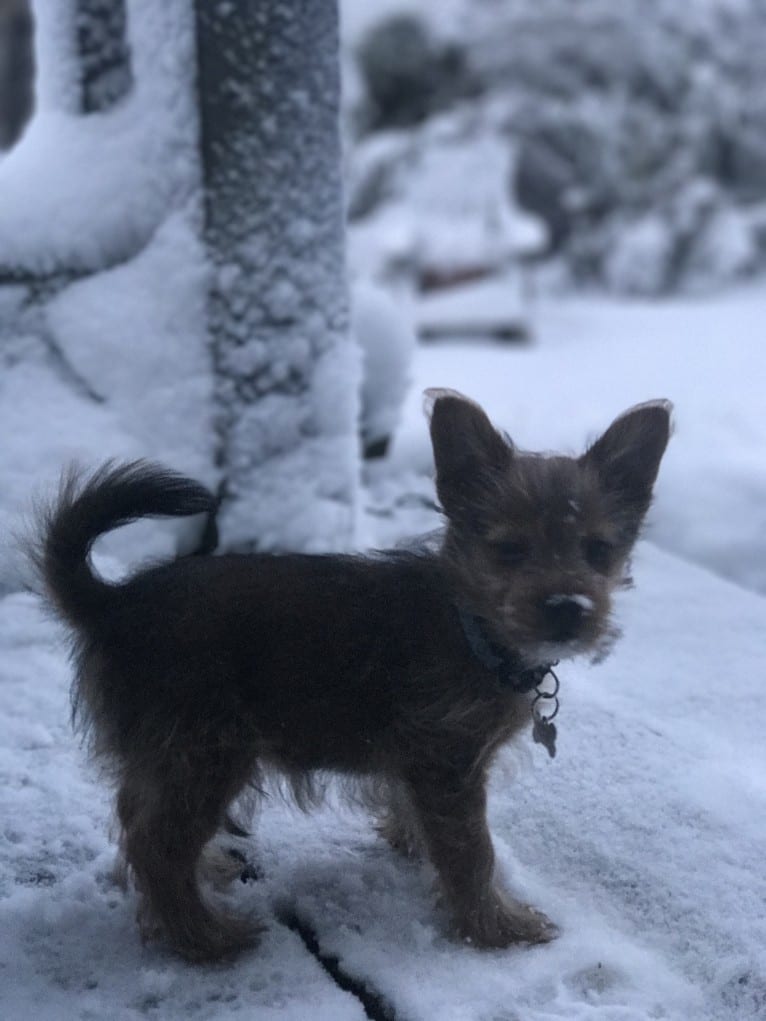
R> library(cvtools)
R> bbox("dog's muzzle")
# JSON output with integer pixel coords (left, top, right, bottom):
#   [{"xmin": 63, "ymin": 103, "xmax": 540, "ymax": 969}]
[{"xmin": 540, "ymin": 594, "xmax": 591, "ymax": 643}]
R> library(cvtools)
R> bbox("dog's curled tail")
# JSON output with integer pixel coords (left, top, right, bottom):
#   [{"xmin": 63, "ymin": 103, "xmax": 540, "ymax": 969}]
[{"xmin": 33, "ymin": 460, "xmax": 215, "ymax": 630}]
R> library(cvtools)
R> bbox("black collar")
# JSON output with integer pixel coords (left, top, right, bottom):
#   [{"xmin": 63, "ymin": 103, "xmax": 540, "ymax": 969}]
[{"xmin": 458, "ymin": 609, "xmax": 554, "ymax": 694}]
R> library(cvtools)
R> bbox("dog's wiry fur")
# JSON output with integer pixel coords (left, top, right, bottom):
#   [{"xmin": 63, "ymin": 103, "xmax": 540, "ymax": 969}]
[{"xmin": 32, "ymin": 391, "xmax": 671, "ymax": 961}]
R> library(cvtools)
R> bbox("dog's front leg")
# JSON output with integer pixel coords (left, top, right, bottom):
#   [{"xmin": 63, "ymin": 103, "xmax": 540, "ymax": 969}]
[{"xmin": 406, "ymin": 769, "xmax": 556, "ymax": 947}]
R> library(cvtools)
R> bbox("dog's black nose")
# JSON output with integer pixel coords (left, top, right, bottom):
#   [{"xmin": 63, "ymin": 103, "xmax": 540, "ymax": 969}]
[{"xmin": 541, "ymin": 595, "xmax": 587, "ymax": 642}]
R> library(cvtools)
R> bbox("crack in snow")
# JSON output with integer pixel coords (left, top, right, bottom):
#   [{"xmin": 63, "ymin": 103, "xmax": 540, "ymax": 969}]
[{"xmin": 281, "ymin": 910, "xmax": 400, "ymax": 1021}]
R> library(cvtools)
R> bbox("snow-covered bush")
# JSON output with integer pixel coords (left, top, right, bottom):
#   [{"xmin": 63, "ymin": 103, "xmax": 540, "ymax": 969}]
[
  {"xmin": 354, "ymin": 12, "xmax": 478, "ymax": 133},
  {"xmin": 345, "ymin": 0, "xmax": 766, "ymax": 294},
  {"xmin": 347, "ymin": 106, "xmax": 546, "ymax": 289}
]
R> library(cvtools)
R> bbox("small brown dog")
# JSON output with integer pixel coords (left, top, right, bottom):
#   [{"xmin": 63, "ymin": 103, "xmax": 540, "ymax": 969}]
[{"xmin": 34, "ymin": 390, "xmax": 671, "ymax": 961}]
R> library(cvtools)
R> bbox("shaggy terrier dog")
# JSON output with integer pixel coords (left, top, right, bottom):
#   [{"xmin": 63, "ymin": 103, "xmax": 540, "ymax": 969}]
[{"xmin": 33, "ymin": 390, "xmax": 671, "ymax": 960}]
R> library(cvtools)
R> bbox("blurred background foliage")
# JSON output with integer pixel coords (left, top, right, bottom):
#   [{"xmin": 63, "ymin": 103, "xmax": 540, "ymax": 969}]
[
  {"xmin": 345, "ymin": 0, "xmax": 766, "ymax": 295},
  {"xmin": 3, "ymin": 0, "xmax": 766, "ymax": 296}
]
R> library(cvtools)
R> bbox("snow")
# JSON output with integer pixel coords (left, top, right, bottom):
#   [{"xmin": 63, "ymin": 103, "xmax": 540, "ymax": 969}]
[
  {"xmin": 197, "ymin": 0, "xmax": 359, "ymax": 555},
  {"xmin": 352, "ymin": 280, "xmax": 416, "ymax": 451},
  {"xmin": 3, "ymin": 278, "xmax": 766, "ymax": 1018},
  {"xmin": 0, "ymin": 0, "xmax": 213, "ymax": 588},
  {"xmin": 1, "ymin": 0, "xmax": 765, "ymax": 1014},
  {"xmin": 29, "ymin": 1, "xmax": 79, "ymax": 115},
  {"xmin": 221, "ymin": 339, "xmax": 361, "ymax": 555},
  {"xmin": 606, "ymin": 215, "xmax": 675, "ymax": 296},
  {"xmin": 2, "ymin": 542, "xmax": 765, "ymax": 1019},
  {"xmin": 391, "ymin": 279, "xmax": 766, "ymax": 595},
  {"xmin": 415, "ymin": 274, "xmax": 531, "ymax": 338},
  {"xmin": 348, "ymin": 107, "xmax": 546, "ymax": 286},
  {"xmin": 683, "ymin": 206, "xmax": 759, "ymax": 289},
  {"xmin": 1, "ymin": 0, "xmax": 360, "ymax": 569},
  {"xmin": 0, "ymin": 0, "xmax": 199, "ymax": 273},
  {"xmin": 0, "ymin": 206, "xmax": 215, "ymax": 592},
  {"xmin": 343, "ymin": 0, "xmax": 766, "ymax": 296}
]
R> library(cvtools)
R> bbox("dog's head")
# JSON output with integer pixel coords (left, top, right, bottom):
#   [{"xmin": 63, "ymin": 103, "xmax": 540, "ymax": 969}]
[{"xmin": 427, "ymin": 390, "xmax": 672, "ymax": 665}]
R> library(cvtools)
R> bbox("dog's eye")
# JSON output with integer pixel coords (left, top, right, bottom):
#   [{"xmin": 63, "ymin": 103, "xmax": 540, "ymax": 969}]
[
  {"xmin": 583, "ymin": 537, "xmax": 613, "ymax": 572},
  {"xmin": 492, "ymin": 539, "xmax": 530, "ymax": 566}
]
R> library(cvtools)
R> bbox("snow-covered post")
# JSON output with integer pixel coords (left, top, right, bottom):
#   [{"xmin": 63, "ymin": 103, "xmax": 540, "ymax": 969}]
[
  {"xmin": 74, "ymin": 0, "xmax": 132, "ymax": 113},
  {"xmin": 0, "ymin": 0, "xmax": 34, "ymax": 150},
  {"xmin": 195, "ymin": 0, "xmax": 359, "ymax": 553}
]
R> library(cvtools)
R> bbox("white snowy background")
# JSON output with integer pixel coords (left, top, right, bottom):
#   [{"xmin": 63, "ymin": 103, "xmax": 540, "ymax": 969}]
[{"xmin": 1, "ymin": 1, "xmax": 765, "ymax": 1019}]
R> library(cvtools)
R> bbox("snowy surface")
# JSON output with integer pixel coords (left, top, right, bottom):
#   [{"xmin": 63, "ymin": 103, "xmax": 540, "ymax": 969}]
[
  {"xmin": 0, "ymin": 208, "xmax": 215, "ymax": 592},
  {"xmin": 44, "ymin": 208, "xmax": 214, "ymax": 485},
  {"xmin": 2, "ymin": 280, "xmax": 766, "ymax": 1018},
  {"xmin": 2, "ymin": 1, "xmax": 763, "ymax": 1014},
  {"xmin": 0, "ymin": 0, "xmax": 199, "ymax": 273},
  {"xmin": 1, "ymin": 533, "xmax": 764, "ymax": 1019}
]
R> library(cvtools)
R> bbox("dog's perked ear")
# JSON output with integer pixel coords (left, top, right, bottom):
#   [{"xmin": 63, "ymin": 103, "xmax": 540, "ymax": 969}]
[
  {"xmin": 425, "ymin": 389, "xmax": 513, "ymax": 523},
  {"xmin": 581, "ymin": 399, "xmax": 673, "ymax": 518}
]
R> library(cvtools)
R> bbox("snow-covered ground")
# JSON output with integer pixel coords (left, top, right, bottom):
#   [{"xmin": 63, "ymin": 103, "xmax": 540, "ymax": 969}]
[{"xmin": 2, "ymin": 281, "xmax": 765, "ymax": 1020}]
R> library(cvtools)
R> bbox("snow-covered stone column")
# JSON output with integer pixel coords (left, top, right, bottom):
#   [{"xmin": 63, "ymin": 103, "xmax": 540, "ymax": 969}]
[
  {"xmin": 196, "ymin": 0, "xmax": 359, "ymax": 553},
  {"xmin": 74, "ymin": 0, "xmax": 132, "ymax": 113}
]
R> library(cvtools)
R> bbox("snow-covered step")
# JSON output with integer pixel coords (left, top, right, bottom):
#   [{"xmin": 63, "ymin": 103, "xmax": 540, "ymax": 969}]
[{"xmin": 415, "ymin": 274, "xmax": 532, "ymax": 343}]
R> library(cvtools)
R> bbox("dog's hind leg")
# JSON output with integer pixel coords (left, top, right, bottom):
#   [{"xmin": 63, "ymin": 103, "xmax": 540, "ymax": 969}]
[
  {"xmin": 117, "ymin": 758, "xmax": 263, "ymax": 962},
  {"xmin": 376, "ymin": 780, "xmax": 427, "ymax": 859}
]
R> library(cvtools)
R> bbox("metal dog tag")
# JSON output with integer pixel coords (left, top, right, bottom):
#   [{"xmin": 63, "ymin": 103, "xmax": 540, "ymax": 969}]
[{"xmin": 532, "ymin": 714, "xmax": 557, "ymax": 758}]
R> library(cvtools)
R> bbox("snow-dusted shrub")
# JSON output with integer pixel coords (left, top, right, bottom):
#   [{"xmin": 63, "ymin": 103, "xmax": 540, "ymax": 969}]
[
  {"xmin": 347, "ymin": 0, "xmax": 766, "ymax": 294},
  {"xmin": 347, "ymin": 107, "xmax": 546, "ymax": 288},
  {"xmin": 355, "ymin": 13, "xmax": 478, "ymax": 133},
  {"xmin": 504, "ymin": 0, "xmax": 766, "ymax": 291},
  {"xmin": 605, "ymin": 215, "xmax": 675, "ymax": 296},
  {"xmin": 683, "ymin": 206, "xmax": 757, "ymax": 289},
  {"xmin": 605, "ymin": 177, "xmax": 758, "ymax": 294}
]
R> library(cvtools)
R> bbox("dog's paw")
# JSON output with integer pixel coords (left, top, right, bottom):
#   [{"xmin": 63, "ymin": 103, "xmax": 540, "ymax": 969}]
[
  {"xmin": 459, "ymin": 893, "xmax": 559, "ymax": 948},
  {"xmin": 198, "ymin": 842, "xmax": 262, "ymax": 889},
  {"xmin": 174, "ymin": 914, "xmax": 264, "ymax": 963}
]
